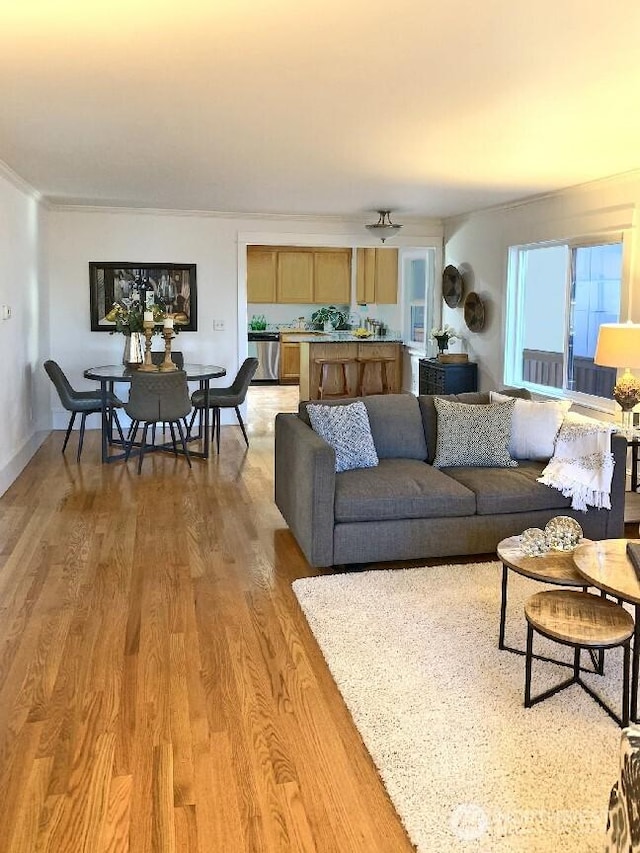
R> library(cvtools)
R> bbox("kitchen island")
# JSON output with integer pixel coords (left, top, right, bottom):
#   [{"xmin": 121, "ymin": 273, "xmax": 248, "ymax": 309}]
[{"xmin": 291, "ymin": 332, "xmax": 403, "ymax": 400}]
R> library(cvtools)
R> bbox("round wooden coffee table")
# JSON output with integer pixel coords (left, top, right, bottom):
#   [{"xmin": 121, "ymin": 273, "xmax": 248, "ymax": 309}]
[
  {"xmin": 524, "ymin": 589, "xmax": 634, "ymax": 726},
  {"xmin": 573, "ymin": 539, "xmax": 640, "ymax": 720},
  {"xmin": 497, "ymin": 535, "xmax": 591, "ymax": 655}
]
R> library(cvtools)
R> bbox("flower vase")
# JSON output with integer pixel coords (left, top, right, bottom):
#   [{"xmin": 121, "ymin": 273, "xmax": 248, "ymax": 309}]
[
  {"xmin": 435, "ymin": 336, "xmax": 449, "ymax": 358},
  {"xmin": 122, "ymin": 332, "xmax": 145, "ymax": 368}
]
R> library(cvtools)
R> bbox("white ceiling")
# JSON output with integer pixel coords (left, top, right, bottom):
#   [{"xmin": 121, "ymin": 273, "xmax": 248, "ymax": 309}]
[{"xmin": 2, "ymin": 0, "xmax": 640, "ymax": 219}]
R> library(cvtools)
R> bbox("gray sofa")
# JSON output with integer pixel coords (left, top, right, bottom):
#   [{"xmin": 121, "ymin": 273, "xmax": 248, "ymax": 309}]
[{"xmin": 274, "ymin": 392, "xmax": 626, "ymax": 568}]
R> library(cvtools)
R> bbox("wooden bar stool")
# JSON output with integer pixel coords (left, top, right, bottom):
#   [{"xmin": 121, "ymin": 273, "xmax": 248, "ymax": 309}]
[
  {"xmin": 357, "ymin": 356, "xmax": 395, "ymax": 396},
  {"xmin": 524, "ymin": 589, "xmax": 634, "ymax": 727},
  {"xmin": 314, "ymin": 358, "xmax": 354, "ymax": 399}
]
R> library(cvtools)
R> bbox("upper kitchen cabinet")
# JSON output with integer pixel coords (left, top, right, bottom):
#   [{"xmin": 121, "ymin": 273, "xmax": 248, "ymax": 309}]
[
  {"xmin": 277, "ymin": 250, "xmax": 315, "ymax": 302},
  {"xmin": 247, "ymin": 248, "xmax": 277, "ymax": 302},
  {"xmin": 356, "ymin": 247, "xmax": 398, "ymax": 304},
  {"xmin": 313, "ymin": 250, "xmax": 351, "ymax": 304},
  {"xmin": 247, "ymin": 246, "xmax": 352, "ymax": 304}
]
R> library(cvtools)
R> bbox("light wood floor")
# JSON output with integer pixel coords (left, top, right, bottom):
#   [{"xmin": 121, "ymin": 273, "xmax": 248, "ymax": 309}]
[{"xmin": 0, "ymin": 386, "xmax": 414, "ymax": 853}]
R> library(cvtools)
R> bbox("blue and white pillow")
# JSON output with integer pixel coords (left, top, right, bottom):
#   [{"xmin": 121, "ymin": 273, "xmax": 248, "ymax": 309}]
[{"xmin": 307, "ymin": 401, "xmax": 379, "ymax": 473}]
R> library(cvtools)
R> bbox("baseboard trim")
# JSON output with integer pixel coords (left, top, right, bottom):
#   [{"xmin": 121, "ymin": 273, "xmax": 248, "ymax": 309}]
[{"xmin": 0, "ymin": 430, "xmax": 50, "ymax": 499}]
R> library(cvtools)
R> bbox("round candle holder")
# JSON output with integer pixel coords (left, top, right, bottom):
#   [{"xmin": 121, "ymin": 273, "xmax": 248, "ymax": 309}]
[
  {"xmin": 159, "ymin": 326, "xmax": 178, "ymax": 371},
  {"xmin": 138, "ymin": 321, "xmax": 159, "ymax": 372}
]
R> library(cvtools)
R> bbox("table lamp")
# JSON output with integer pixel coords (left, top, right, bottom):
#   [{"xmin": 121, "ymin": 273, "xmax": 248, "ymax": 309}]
[{"xmin": 594, "ymin": 322, "xmax": 640, "ymax": 434}]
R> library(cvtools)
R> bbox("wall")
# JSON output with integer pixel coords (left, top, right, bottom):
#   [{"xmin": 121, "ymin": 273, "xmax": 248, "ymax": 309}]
[
  {"xmin": 0, "ymin": 165, "xmax": 50, "ymax": 496},
  {"xmin": 48, "ymin": 209, "xmax": 441, "ymax": 428},
  {"xmin": 443, "ymin": 171, "xmax": 640, "ymax": 393}
]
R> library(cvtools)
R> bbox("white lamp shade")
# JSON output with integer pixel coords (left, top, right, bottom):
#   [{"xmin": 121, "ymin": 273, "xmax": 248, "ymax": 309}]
[{"xmin": 594, "ymin": 323, "xmax": 640, "ymax": 369}]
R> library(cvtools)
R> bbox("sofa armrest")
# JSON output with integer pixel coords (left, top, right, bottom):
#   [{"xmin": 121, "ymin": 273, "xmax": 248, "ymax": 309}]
[
  {"xmin": 275, "ymin": 413, "xmax": 336, "ymax": 567},
  {"xmin": 606, "ymin": 433, "xmax": 627, "ymax": 538}
]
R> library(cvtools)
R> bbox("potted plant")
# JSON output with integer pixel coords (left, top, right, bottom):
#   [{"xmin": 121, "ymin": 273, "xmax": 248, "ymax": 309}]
[{"xmin": 310, "ymin": 305, "xmax": 348, "ymax": 331}]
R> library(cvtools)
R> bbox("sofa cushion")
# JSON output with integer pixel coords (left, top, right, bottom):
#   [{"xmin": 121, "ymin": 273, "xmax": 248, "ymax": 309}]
[
  {"xmin": 301, "ymin": 394, "xmax": 428, "ymax": 461},
  {"xmin": 334, "ymin": 458, "xmax": 477, "ymax": 523},
  {"xmin": 419, "ymin": 388, "xmax": 531, "ymax": 463},
  {"xmin": 490, "ymin": 391, "xmax": 571, "ymax": 460},
  {"xmin": 443, "ymin": 462, "xmax": 573, "ymax": 515},
  {"xmin": 432, "ymin": 398, "xmax": 517, "ymax": 468},
  {"xmin": 307, "ymin": 401, "xmax": 379, "ymax": 473}
]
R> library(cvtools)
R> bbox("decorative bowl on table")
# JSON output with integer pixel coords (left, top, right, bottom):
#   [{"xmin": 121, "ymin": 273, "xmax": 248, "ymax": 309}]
[
  {"xmin": 353, "ymin": 328, "xmax": 372, "ymax": 338},
  {"xmin": 520, "ymin": 528, "xmax": 548, "ymax": 556},
  {"xmin": 544, "ymin": 516, "xmax": 583, "ymax": 551}
]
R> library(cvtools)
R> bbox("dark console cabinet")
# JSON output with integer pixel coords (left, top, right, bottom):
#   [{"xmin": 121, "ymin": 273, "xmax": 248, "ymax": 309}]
[{"xmin": 419, "ymin": 358, "xmax": 478, "ymax": 395}]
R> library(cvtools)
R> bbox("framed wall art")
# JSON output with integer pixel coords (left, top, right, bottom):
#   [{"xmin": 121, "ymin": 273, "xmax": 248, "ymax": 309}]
[{"xmin": 89, "ymin": 262, "xmax": 197, "ymax": 331}]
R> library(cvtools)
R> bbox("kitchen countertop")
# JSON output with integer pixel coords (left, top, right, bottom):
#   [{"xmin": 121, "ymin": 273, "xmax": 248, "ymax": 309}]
[{"xmin": 279, "ymin": 331, "xmax": 403, "ymax": 343}]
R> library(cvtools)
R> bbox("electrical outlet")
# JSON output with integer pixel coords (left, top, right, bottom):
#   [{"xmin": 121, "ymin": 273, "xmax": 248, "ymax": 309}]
[
  {"xmin": 213, "ymin": 320, "xmax": 225, "ymax": 331},
  {"xmin": 1, "ymin": 305, "xmax": 11, "ymax": 320}
]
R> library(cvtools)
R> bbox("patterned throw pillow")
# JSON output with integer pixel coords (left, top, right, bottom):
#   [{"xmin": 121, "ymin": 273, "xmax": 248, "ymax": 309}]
[
  {"xmin": 307, "ymin": 401, "xmax": 379, "ymax": 473},
  {"xmin": 433, "ymin": 398, "xmax": 517, "ymax": 468}
]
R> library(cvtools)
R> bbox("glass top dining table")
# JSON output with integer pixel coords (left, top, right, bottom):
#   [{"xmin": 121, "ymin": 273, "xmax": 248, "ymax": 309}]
[{"xmin": 84, "ymin": 363, "xmax": 227, "ymax": 463}]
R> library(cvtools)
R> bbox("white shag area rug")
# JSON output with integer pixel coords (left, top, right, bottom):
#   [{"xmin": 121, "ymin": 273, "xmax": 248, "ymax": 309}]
[{"xmin": 293, "ymin": 561, "xmax": 626, "ymax": 852}]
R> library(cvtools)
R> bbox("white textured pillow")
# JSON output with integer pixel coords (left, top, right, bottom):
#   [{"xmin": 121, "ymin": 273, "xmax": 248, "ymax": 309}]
[
  {"xmin": 490, "ymin": 392, "xmax": 571, "ymax": 460},
  {"xmin": 307, "ymin": 401, "xmax": 379, "ymax": 473}
]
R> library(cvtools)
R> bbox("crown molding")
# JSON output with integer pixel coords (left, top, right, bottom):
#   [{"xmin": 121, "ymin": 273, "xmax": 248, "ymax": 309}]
[
  {"xmin": 444, "ymin": 168, "xmax": 640, "ymax": 223},
  {"xmin": 0, "ymin": 159, "xmax": 43, "ymax": 201},
  {"xmin": 45, "ymin": 200, "xmax": 441, "ymax": 228}
]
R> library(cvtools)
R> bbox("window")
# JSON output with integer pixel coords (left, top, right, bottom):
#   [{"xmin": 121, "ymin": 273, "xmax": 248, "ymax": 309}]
[
  {"xmin": 505, "ymin": 239, "xmax": 623, "ymax": 401},
  {"xmin": 401, "ymin": 249, "xmax": 436, "ymax": 350}
]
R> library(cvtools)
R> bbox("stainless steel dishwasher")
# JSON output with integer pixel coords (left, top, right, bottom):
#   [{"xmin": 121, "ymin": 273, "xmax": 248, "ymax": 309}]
[{"xmin": 247, "ymin": 331, "xmax": 280, "ymax": 383}]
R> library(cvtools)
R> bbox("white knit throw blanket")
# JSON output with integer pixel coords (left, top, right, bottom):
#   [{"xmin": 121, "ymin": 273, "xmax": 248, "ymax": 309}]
[{"xmin": 537, "ymin": 412, "xmax": 616, "ymax": 511}]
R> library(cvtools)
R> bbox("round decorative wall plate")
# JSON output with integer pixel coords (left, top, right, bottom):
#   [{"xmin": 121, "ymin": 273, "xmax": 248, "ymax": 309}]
[
  {"xmin": 442, "ymin": 265, "xmax": 464, "ymax": 308},
  {"xmin": 464, "ymin": 291, "xmax": 485, "ymax": 332}
]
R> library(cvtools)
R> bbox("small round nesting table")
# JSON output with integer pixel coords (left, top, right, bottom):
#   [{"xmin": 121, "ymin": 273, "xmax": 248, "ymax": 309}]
[
  {"xmin": 497, "ymin": 535, "xmax": 592, "ymax": 656},
  {"xmin": 524, "ymin": 589, "xmax": 634, "ymax": 726},
  {"xmin": 573, "ymin": 539, "xmax": 640, "ymax": 721}
]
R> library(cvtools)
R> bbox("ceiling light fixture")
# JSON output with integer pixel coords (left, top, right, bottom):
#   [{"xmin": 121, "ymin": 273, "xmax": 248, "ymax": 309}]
[{"xmin": 365, "ymin": 210, "xmax": 403, "ymax": 243}]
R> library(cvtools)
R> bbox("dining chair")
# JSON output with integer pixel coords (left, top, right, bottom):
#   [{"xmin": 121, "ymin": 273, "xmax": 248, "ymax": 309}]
[
  {"xmin": 188, "ymin": 357, "xmax": 258, "ymax": 453},
  {"xmin": 124, "ymin": 370, "xmax": 193, "ymax": 473},
  {"xmin": 138, "ymin": 351, "xmax": 185, "ymax": 441},
  {"xmin": 150, "ymin": 350, "xmax": 184, "ymax": 368},
  {"xmin": 44, "ymin": 359, "xmax": 124, "ymax": 462}
]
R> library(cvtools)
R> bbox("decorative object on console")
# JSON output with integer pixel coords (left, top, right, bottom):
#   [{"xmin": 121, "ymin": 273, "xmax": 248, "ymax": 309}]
[
  {"xmin": 364, "ymin": 210, "xmax": 403, "ymax": 243},
  {"xmin": 594, "ymin": 321, "xmax": 640, "ymax": 435},
  {"xmin": 89, "ymin": 262, "xmax": 197, "ymax": 332},
  {"xmin": 429, "ymin": 324, "xmax": 457, "ymax": 355},
  {"xmin": 442, "ymin": 264, "xmax": 464, "ymax": 308},
  {"xmin": 463, "ymin": 291, "xmax": 485, "ymax": 332}
]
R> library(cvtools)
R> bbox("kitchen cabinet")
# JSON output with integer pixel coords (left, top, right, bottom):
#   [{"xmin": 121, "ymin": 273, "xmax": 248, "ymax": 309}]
[
  {"xmin": 298, "ymin": 340, "xmax": 402, "ymax": 400},
  {"xmin": 277, "ymin": 251, "xmax": 314, "ymax": 303},
  {"xmin": 246, "ymin": 248, "xmax": 277, "ymax": 302},
  {"xmin": 280, "ymin": 339, "xmax": 301, "ymax": 384},
  {"xmin": 313, "ymin": 250, "xmax": 351, "ymax": 304},
  {"xmin": 247, "ymin": 246, "xmax": 352, "ymax": 305},
  {"xmin": 356, "ymin": 247, "xmax": 398, "ymax": 304}
]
